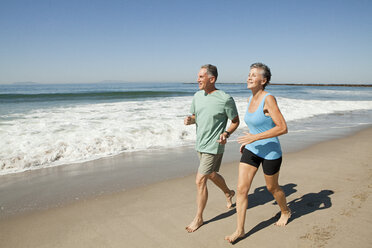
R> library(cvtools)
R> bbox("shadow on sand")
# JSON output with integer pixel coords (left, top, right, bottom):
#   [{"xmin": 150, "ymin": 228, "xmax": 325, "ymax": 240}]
[
  {"xmin": 231, "ymin": 189, "xmax": 334, "ymax": 244},
  {"xmin": 204, "ymin": 183, "xmax": 298, "ymax": 226}
]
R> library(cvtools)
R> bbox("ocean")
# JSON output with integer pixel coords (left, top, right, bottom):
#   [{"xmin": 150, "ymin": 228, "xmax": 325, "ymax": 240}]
[{"xmin": 1, "ymin": 82, "xmax": 372, "ymax": 175}]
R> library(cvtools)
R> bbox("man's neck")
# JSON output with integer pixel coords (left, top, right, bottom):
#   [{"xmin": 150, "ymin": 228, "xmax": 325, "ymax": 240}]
[{"xmin": 204, "ymin": 85, "xmax": 217, "ymax": 94}]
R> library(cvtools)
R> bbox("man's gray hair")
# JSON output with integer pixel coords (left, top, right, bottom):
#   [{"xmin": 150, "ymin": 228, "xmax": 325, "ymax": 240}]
[
  {"xmin": 250, "ymin": 62, "xmax": 271, "ymax": 89},
  {"xmin": 201, "ymin": 64, "xmax": 218, "ymax": 81}
]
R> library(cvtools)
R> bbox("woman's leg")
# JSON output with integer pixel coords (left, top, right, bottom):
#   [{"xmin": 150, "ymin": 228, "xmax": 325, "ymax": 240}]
[
  {"xmin": 225, "ymin": 162, "xmax": 258, "ymax": 243},
  {"xmin": 264, "ymin": 172, "xmax": 291, "ymax": 226}
]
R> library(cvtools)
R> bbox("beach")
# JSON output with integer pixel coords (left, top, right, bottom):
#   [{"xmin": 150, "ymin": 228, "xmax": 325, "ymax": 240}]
[
  {"xmin": 1, "ymin": 126, "xmax": 371, "ymax": 247},
  {"xmin": 2, "ymin": 0, "xmax": 372, "ymax": 246}
]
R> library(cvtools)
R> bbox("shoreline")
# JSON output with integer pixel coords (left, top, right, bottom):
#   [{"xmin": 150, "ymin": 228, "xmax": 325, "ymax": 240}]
[
  {"xmin": 0, "ymin": 126, "xmax": 371, "ymax": 247},
  {"xmin": 0, "ymin": 123, "xmax": 371, "ymax": 219}
]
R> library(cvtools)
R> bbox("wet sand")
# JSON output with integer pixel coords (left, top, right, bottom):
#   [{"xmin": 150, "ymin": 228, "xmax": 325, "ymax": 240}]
[
  {"xmin": 0, "ymin": 127, "xmax": 371, "ymax": 247},
  {"xmin": 0, "ymin": 122, "xmax": 367, "ymax": 219}
]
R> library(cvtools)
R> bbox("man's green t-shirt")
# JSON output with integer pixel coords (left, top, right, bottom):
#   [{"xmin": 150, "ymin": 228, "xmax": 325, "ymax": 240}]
[{"xmin": 190, "ymin": 90, "xmax": 238, "ymax": 154}]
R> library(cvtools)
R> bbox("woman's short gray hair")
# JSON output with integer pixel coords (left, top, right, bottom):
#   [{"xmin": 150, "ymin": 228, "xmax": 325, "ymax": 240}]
[
  {"xmin": 250, "ymin": 62, "xmax": 271, "ymax": 89},
  {"xmin": 201, "ymin": 64, "xmax": 218, "ymax": 81}
]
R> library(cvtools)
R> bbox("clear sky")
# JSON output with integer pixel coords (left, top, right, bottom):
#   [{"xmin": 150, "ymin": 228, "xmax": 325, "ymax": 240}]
[{"xmin": 0, "ymin": 0, "xmax": 371, "ymax": 84}]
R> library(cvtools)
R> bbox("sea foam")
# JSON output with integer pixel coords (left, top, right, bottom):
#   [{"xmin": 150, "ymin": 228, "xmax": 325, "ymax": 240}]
[{"xmin": 1, "ymin": 96, "xmax": 372, "ymax": 175}]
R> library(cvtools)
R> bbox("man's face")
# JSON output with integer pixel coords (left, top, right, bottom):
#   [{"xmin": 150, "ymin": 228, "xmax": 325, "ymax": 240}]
[{"xmin": 197, "ymin": 68, "xmax": 211, "ymax": 90}]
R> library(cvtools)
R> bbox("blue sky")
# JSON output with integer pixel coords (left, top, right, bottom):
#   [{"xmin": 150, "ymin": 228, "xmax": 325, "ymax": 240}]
[{"xmin": 0, "ymin": 0, "xmax": 371, "ymax": 84}]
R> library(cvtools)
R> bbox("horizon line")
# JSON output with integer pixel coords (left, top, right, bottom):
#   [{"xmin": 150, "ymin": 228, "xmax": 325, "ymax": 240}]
[{"xmin": 1, "ymin": 81, "xmax": 372, "ymax": 87}]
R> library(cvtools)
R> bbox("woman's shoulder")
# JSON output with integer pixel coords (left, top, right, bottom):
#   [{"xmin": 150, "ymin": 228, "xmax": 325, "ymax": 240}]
[
  {"xmin": 264, "ymin": 91, "xmax": 275, "ymax": 98},
  {"xmin": 263, "ymin": 92, "xmax": 278, "ymax": 105}
]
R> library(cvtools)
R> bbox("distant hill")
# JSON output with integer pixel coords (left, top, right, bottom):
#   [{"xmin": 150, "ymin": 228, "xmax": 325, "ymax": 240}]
[
  {"xmin": 271, "ymin": 83, "xmax": 372, "ymax": 87},
  {"xmin": 12, "ymin": 82, "xmax": 40, "ymax": 85},
  {"xmin": 98, "ymin": 80, "xmax": 130, "ymax": 83}
]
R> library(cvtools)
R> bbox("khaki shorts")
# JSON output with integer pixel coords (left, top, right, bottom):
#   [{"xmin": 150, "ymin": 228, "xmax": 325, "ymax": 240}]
[{"xmin": 197, "ymin": 152, "xmax": 223, "ymax": 175}]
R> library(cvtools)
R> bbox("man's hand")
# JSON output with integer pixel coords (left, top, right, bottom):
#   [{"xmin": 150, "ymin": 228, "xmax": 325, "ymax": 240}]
[
  {"xmin": 217, "ymin": 132, "xmax": 228, "ymax": 144},
  {"xmin": 184, "ymin": 115, "xmax": 195, "ymax": 125}
]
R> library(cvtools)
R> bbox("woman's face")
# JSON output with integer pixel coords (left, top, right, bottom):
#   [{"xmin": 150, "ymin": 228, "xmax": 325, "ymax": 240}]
[{"xmin": 247, "ymin": 67, "xmax": 266, "ymax": 89}]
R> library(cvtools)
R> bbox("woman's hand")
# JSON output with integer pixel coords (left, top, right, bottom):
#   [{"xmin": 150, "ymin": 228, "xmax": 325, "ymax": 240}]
[
  {"xmin": 237, "ymin": 132, "xmax": 256, "ymax": 146},
  {"xmin": 239, "ymin": 144, "xmax": 246, "ymax": 154}
]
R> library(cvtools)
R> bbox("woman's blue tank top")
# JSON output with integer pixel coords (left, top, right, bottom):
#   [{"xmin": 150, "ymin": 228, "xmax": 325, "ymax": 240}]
[{"xmin": 244, "ymin": 93, "xmax": 282, "ymax": 160}]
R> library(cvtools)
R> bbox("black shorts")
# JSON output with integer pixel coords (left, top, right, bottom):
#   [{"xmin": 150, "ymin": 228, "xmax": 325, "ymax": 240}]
[{"xmin": 240, "ymin": 149, "xmax": 282, "ymax": 175}]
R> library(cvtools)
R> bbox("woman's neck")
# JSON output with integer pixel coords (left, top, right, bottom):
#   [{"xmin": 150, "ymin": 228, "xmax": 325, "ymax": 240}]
[{"xmin": 251, "ymin": 87, "xmax": 264, "ymax": 98}]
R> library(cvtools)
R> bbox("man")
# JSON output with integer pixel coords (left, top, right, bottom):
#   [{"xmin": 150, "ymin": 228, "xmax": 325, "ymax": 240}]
[{"xmin": 184, "ymin": 64, "xmax": 240, "ymax": 232}]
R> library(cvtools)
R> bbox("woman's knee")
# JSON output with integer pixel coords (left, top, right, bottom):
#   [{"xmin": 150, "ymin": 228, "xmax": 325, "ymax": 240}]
[
  {"xmin": 237, "ymin": 184, "xmax": 249, "ymax": 196},
  {"xmin": 266, "ymin": 184, "xmax": 280, "ymax": 194}
]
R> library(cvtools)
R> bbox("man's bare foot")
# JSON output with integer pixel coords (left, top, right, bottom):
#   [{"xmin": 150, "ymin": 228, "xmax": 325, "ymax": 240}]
[
  {"xmin": 275, "ymin": 209, "xmax": 291, "ymax": 226},
  {"xmin": 225, "ymin": 229, "xmax": 245, "ymax": 243},
  {"xmin": 185, "ymin": 217, "xmax": 203, "ymax": 233},
  {"xmin": 226, "ymin": 190, "xmax": 235, "ymax": 209}
]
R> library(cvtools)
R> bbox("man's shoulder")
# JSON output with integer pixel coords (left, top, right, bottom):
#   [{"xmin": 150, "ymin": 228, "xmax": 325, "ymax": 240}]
[
  {"xmin": 193, "ymin": 90, "xmax": 204, "ymax": 97},
  {"xmin": 215, "ymin": 90, "xmax": 234, "ymax": 101},
  {"xmin": 193, "ymin": 90, "xmax": 234, "ymax": 101},
  {"xmin": 216, "ymin": 89, "xmax": 230, "ymax": 97}
]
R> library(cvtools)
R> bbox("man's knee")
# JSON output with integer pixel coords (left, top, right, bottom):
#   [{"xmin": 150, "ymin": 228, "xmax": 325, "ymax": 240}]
[
  {"xmin": 208, "ymin": 172, "xmax": 218, "ymax": 180},
  {"xmin": 195, "ymin": 174, "xmax": 208, "ymax": 187}
]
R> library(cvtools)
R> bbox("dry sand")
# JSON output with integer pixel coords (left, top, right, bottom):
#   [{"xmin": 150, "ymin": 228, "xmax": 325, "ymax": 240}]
[{"xmin": 0, "ymin": 127, "xmax": 371, "ymax": 248}]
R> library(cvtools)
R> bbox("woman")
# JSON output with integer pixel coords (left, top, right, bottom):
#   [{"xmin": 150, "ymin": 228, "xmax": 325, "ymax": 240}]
[{"xmin": 225, "ymin": 63, "xmax": 291, "ymax": 243}]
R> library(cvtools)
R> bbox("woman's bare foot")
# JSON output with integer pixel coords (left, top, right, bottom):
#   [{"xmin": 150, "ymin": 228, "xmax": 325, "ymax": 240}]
[
  {"xmin": 275, "ymin": 209, "xmax": 291, "ymax": 226},
  {"xmin": 225, "ymin": 229, "xmax": 245, "ymax": 243},
  {"xmin": 185, "ymin": 217, "xmax": 203, "ymax": 233},
  {"xmin": 226, "ymin": 190, "xmax": 235, "ymax": 209}
]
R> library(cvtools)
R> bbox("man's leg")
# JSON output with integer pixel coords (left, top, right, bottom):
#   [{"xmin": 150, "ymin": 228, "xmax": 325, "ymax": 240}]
[
  {"xmin": 209, "ymin": 172, "xmax": 235, "ymax": 209},
  {"xmin": 186, "ymin": 172, "xmax": 209, "ymax": 232},
  {"xmin": 207, "ymin": 153, "xmax": 235, "ymax": 208}
]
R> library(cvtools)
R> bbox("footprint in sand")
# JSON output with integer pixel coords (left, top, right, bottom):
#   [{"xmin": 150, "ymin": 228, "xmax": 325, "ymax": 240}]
[
  {"xmin": 300, "ymin": 225, "xmax": 336, "ymax": 248},
  {"xmin": 341, "ymin": 191, "xmax": 368, "ymax": 216}
]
